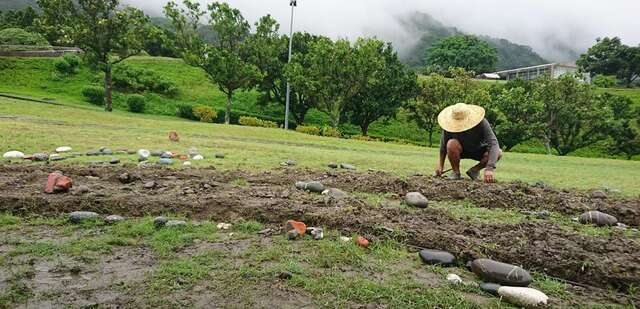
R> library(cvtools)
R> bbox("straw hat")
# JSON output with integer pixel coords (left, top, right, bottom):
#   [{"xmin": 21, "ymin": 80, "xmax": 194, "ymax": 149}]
[{"xmin": 437, "ymin": 103, "xmax": 486, "ymax": 133}]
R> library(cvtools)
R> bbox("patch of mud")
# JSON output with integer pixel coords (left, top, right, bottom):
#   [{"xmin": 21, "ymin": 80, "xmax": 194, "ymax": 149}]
[{"xmin": 0, "ymin": 165, "xmax": 639, "ymax": 302}]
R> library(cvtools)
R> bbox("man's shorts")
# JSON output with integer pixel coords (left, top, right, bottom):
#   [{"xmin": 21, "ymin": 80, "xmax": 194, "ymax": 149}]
[{"xmin": 461, "ymin": 146, "xmax": 488, "ymax": 161}]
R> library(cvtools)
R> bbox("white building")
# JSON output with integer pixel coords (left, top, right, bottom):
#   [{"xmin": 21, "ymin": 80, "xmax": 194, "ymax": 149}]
[{"xmin": 494, "ymin": 63, "xmax": 590, "ymax": 82}]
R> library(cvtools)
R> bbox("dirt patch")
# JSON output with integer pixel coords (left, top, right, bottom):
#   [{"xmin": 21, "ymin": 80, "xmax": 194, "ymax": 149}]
[{"xmin": 0, "ymin": 165, "xmax": 639, "ymax": 302}]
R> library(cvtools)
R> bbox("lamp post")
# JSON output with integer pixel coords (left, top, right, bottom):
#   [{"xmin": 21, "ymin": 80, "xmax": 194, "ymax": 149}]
[{"xmin": 284, "ymin": 0, "xmax": 297, "ymax": 130}]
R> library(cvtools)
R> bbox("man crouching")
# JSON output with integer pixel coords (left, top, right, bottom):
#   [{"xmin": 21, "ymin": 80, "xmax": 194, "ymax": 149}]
[{"xmin": 434, "ymin": 103, "xmax": 502, "ymax": 183}]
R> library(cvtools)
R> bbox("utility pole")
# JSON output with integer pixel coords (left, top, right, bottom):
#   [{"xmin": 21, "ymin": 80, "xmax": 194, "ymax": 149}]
[{"xmin": 284, "ymin": 0, "xmax": 297, "ymax": 130}]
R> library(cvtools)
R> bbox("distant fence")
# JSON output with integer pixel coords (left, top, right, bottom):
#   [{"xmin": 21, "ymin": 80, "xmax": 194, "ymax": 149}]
[{"xmin": 0, "ymin": 45, "xmax": 83, "ymax": 57}]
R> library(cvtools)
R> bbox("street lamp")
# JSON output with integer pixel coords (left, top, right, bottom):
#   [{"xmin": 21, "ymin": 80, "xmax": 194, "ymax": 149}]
[{"xmin": 284, "ymin": 0, "xmax": 297, "ymax": 130}]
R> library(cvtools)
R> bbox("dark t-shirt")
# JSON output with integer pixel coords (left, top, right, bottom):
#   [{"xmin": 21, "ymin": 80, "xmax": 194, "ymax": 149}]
[{"xmin": 439, "ymin": 119, "xmax": 501, "ymax": 171}]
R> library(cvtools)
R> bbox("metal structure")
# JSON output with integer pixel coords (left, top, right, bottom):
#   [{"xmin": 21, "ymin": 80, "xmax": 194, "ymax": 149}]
[{"xmin": 284, "ymin": 0, "xmax": 297, "ymax": 130}]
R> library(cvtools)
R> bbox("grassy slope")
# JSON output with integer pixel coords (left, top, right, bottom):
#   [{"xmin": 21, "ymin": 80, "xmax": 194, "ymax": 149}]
[{"xmin": 1, "ymin": 96, "xmax": 639, "ymax": 195}]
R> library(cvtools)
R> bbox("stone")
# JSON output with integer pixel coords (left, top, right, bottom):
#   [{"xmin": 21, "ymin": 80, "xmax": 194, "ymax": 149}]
[
  {"xmin": 322, "ymin": 188, "xmax": 348, "ymax": 200},
  {"xmin": 278, "ymin": 271, "xmax": 293, "ymax": 280},
  {"xmin": 160, "ymin": 151, "xmax": 174, "ymax": 159},
  {"xmin": 480, "ymin": 282, "xmax": 502, "ymax": 296},
  {"xmin": 579, "ymin": 211, "xmax": 618, "ymax": 226},
  {"xmin": 446, "ymin": 274, "xmax": 462, "ymax": 285},
  {"xmin": 192, "ymin": 155, "xmax": 204, "ymax": 161},
  {"xmin": 50, "ymin": 156, "xmax": 67, "ymax": 162},
  {"xmin": 118, "ymin": 173, "xmax": 133, "ymax": 184},
  {"xmin": 214, "ymin": 153, "xmax": 225, "ymax": 159},
  {"xmin": 3, "ymin": 151, "xmax": 25, "ymax": 159},
  {"xmin": 470, "ymin": 259, "xmax": 532, "ymax": 287},
  {"xmin": 328, "ymin": 163, "xmax": 339, "ymax": 169},
  {"xmin": 498, "ymin": 286, "xmax": 549, "ymax": 308},
  {"xmin": 169, "ymin": 131, "xmax": 180, "ymax": 142},
  {"xmin": 304, "ymin": 181, "xmax": 325, "ymax": 193},
  {"xmin": 166, "ymin": 220, "xmax": 187, "ymax": 227},
  {"xmin": 33, "ymin": 153, "xmax": 49, "ymax": 161},
  {"xmin": 44, "ymin": 172, "xmax": 72, "ymax": 193},
  {"xmin": 536, "ymin": 210, "xmax": 551, "ymax": 220},
  {"xmin": 100, "ymin": 148, "xmax": 113, "ymax": 155},
  {"xmin": 285, "ymin": 220, "xmax": 307, "ymax": 234},
  {"xmin": 217, "ymin": 223, "xmax": 232, "ymax": 230},
  {"xmin": 287, "ymin": 229, "xmax": 301, "ymax": 240},
  {"xmin": 158, "ymin": 158, "xmax": 174, "ymax": 165},
  {"xmin": 340, "ymin": 163, "xmax": 356, "ymax": 170},
  {"xmin": 357, "ymin": 236, "xmax": 369, "ymax": 248},
  {"xmin": 137, "ymin": 149, "xmax": 151, "ymax": 159},
  {"xmin": 183, "ymin": 161, "xmax": 192, "ymax": 166},
  {"xmin": 282, "ymin": 160, "xmax": 297, "ymax": 166},
  {"xmin": 295, "ymin": 181, "xmax": 307, "ymax": 190},
  {"xmin": 188, "ymin": 147, "xmax": 200, "ymax": 157},
  {"xmin": 144, "ymin": 181, "xmax": 156, "ymax": 189},
  {"xmin": 418, "ymin": 249, "xmax": 456, "ymax": 266},
  {"xmin": 151, "ymin": 150, "xmax": 163, "ymax": 157},
  {"xmin": 69, "ymin": 211, "xmax": 99, "ymax": 224},
  {"xmin": 56, "ymin": 146, "xmax": 72, "ymax": 153},
  {"xmin": 86, "ymin": 150, "xmax": 101, "ymax": 156},
  {"xmin": 405, "ymin": 192, "xmax": 429, "ymax": 208},
  {"xmin": 105, "ymin": 215, "xmax": 125, "ymax": 224},
  {"xmin": 154, "ymin": 216, "xmax": 168, "ymax": 228},
  {"xmin": 72, "ymin": 185, "xmax": 90, "ymax": 195},
  {"xmin": 340, "ymin": 236, "xmax": 352, "ymax": 242},
  {"xmin": 258, "ymin": 228, "xmax": 273, "ymax": 235},
  {"xmin": 306, "ymin": 227, "xmax": 324, "ymax": 240},
  {"xmin": 591, "ymin": 190, "xmax": 607, "ymax": 199},
  {"xmin": 109, "ymin": 158, "xmax": 120, "ymax": 164}
]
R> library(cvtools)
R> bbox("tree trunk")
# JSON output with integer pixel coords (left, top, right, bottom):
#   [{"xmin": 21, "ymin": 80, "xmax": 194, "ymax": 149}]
[
  {"xmin": 428, "ymin": 129, "xmax": 434, "ymax": 147},
  {"xmin": 104, "ymin": 64, "xmax": 113, "ymax": 112},
  {"xmin": 361, "ymin": 123, "xmax": 369, "ymax": 136},
  {"xmin": 225, "ymin": 93, "xmax": 232, "ymax": 125},
  {"xmin": 543, "ymin": 135, "xmax": 552, "ymax": 155}
]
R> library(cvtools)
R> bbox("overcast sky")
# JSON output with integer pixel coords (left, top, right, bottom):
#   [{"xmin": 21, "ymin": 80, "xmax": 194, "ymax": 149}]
[{"xmin": 130, "ymin": 0, "xmax": 640, "ymax": 61}]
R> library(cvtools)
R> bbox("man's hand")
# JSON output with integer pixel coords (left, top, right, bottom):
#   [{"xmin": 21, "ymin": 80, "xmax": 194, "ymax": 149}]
[
  {"xmin": 434, "ymin": 165, "xmax": 444, "ymax": 177},
  {"xmin": 484, "ymin": 170, "xmax": 495, "ymax": 183}
]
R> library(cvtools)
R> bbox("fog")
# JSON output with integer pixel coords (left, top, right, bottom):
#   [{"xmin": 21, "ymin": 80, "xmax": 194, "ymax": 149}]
[{"xmin": 128, "ymin": 0, "xmax": 640, "ymax": 62}]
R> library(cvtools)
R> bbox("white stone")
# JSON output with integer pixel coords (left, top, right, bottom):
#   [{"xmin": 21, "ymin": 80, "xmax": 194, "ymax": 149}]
[
  {"xmin": 183, "ymin": 161, "xmax": 192, "ymax": 166},
  {"xmin": 446, "ymin": 274, "xmax": 462, "ymax": 285},
  {"xmin": 339, "ymin": 236, "xmax": 352, "ymax": 242},
  {"xmin": 137, "ymin": 149, "xmax": 151, "ymax": 159},
  {"xmin": 217, "ymin": 223, "xmax": 232, "ymax": 230},
  {"xmin": 193, "ymin": 155, "xmax": 204, "ymax": 161},
  {"xmin": 498, "ymin": 286, "xmax": 549, "ymax": 308},
  {"xmin": 56, "ymin": 146, "xmax": 72, "ymax": 153},
  {"xmin": 3, "ymin": 151, "xmax": 24, "ymax": 159}
]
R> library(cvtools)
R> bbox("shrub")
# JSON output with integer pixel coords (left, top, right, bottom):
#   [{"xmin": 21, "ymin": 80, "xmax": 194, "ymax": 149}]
[
  {"xmin": 53, "ymin": 58, "xmax": 72, "ymax": 74},
  {"xmin": 0, "ymin": 28, "xmax": 49, "ymax": 46},
  {"xmin": 112, "ymin": 64, "xmax": 178, "ymax": 96},
  {"xmin": 192, "ymin": 105, "xmax": 217, "ymax": 123},
  {"xmin": 63, "ymin": 54, "xmax": 80, "ymax": 68},
  {"xmin": 592, "ymin": 75, "xmax": 617, "ymax": 88},
  {"xmin": 127, "ymin": 95, "xmax": 146, "ymax": 113},
  {"xmin": 239, "ymin": 116, "xmax": 278, "ymax": 128},
  {"xmin": 81, "ymin": 86, "xmax": 104, "ymax": 106},
  {"xmin": 351, "ymin": 135, "xmax": 376, "ymax": 142},
  {"xmin": 321, "ymin": 126, "xmax": 341, "ymax": 138},
  {"xmin": 296, "ymin": 125, "xmax": 321, "ymax": 136},
  {"xmin": 177, "ymin": 104, "xmax": 197, "ymax": 120}
]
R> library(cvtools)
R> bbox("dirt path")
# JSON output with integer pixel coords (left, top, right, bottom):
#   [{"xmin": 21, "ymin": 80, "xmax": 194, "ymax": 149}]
[{"xmin": 1, "ymin": 164, "xmax": 639, "ymax": 296}]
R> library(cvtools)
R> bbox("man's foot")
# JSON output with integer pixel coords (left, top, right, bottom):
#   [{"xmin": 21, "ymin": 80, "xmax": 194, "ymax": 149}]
[
  {"xmin": 466, "ymin": 168, "xmax": 481, "ymax": 181},
  {"xmin": 448, "ymin": 172, "xmax": 463, "ymax": 180}
]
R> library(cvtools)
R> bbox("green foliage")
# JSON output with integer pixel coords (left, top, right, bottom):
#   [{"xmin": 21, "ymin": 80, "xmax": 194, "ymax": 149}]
[
  {"xmin": 490, "ymin": 87, "xmax": 544, "ymax": 151},
  {"xmin": 192, "ymin": 104, "xmax": 217, "ymax": 123},
  {"xmin": 321, "ymin": 126, "xmax": 341, "ymax": 138},
  {"xmin": 127, "ymin": 94, "xmax": 146, "ymax": 113},
  {"xmin": 0, "ymin": 5, "xmax": 39, "ymax": 31},
  {"xmin": 295, "ymin": 125, "xmax": 321, "ymax": 136},
  {"xmin": 37, "ymin": 0, "xmax": 150, "ymax": 111},
  {"xmin": 144, "ymin": 25, "xmax": 179, "ymax": 58},
  {"xmin": 239, "ymin": 116, "xmax": 278, "ymax": 128},
  {"xmin": 603, "ymin": 93, "xmax": 640, "ymax": 159},
  {"xmin": 425, "ymin": 34, "xmax": 498, "ymax": 74},
  {"xmin": 0, "ymin": 27, "xmax": 48, "ymax": 45},
  {"xmin": 81, "ymin": 86, "xmax": 104, "ymax": 106},
  {"xmin": 577, "ymin": 37, "xmax": 640, "ymax": 87},
  {"xmin": 592, "ymin": 75, "xmax": 617, "ymax": 88},
  {"xmin": 176, "ymin": 104, "xmax": 197, "ymax": 120},
  {"xmin": 112, "ymin": 64, "xmax": 178, "ymax": 96},
  {"xmin": 164, "ymin": 0, "xmax": 261, "ymax": 124},
  {"xmin": 53, "ymin": 54, "xmax": 80, "ymax": 75}
]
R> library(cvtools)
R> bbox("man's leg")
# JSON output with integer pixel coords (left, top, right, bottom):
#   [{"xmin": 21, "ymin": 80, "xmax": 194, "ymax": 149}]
[
  {"xmin": 446, "ymin": 139, "xmax": 463, "ymax": 178},
  {"xmin": 467, "ymin": 149, "xmax": 503, "ymax": 180}
]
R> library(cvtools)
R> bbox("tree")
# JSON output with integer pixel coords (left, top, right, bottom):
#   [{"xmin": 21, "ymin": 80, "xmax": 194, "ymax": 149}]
[
  {"xmin": 38, "ymin": 0, "xmax": 149, "ymax": 112},
  {"xmin": 602, "ymin": 93, "xmax": 640, "ymax": 159},
  {"xmin": 285, "ymin": 38, "xmax": 364, "ymax": 128},
  {"xmin": 490, "ymin": 87, "xmax": 543, "ymax": 151},
  {"xmin": 165, "ymin": 0, "xmax": 260, "ymax": 124},
  {"xmin": 0, "ymin": 6, "xmax": 38, "ymax": 30},
  {"xmin": 249, "ymin": 30, "xmax": 323, "ymax": 125},
  {"xmin": 577, "ymin": 37, "xmax": 640, "ymax": 87},
  {"xmin": 0, "ymin": 27, "xmax": 48, "ymax": 45},
  {"xmin": 144, "ymin": 25, "xmax": 179, "ymax": 58},
  {"xmin": 346, "ymin": 39, "xmax": 418, "ymax": 136},
  {"xmin": 533, "ymin": 75, "xmax": 613, "ymax": 156},
  {"xmin": 425, "ymin": 34, "xmax": 498, "ymax": 74}
]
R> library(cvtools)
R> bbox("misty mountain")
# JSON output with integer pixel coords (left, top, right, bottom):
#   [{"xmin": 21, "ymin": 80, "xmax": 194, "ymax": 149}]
[
  {"xmin": 399, "ymin": 12, "xmax": 548, "ymax": 71},
  {"xmin": 0, "ymin": 0, "xmax": 37, "ymax": 11}
]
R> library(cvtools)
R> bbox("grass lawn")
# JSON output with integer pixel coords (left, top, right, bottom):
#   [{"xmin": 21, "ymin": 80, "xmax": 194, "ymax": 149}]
[{"xmin": 1, "ymin": 96, "xmax": 640, "ymax": 195}]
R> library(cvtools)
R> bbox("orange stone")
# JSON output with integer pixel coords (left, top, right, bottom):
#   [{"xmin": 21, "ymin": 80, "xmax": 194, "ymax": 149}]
[
  {"xmin": 55, "ymin": 176, "xmax": 73, "ymax": 192},
  {"xmin": 178, "ymin": 155, "xmax": 188, "ymax": 160},
  {"xmin": 44, "ymin": 172, "xmax": 62, "ymax": 194},
  {"xmin": 169, "ymin": 131, "xmax": 180, "ymax": 142},
  {"xmin": 285, "ymin": 220, "xmax": 307, "ymax": 235},
  {"xmin": 356, "ymin": 236, "xmax": 369, "ymax": 248}
]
